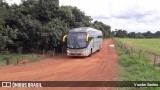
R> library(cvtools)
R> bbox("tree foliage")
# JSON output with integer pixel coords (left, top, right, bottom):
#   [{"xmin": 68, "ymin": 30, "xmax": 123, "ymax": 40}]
[
  {"xmin": 0, "ymin": 0, "xmax": 111, "ymax": 52},
  {"xmin": 114, "ymin": 29, "xmax": 160, "ymax": 38},
  {"xmin": 92, "ymin": 21, "xmax": 111, "ymax": 38},
  {"xmin": 115, "ymin": 29, "xmax": 127, "ymax": 38}
]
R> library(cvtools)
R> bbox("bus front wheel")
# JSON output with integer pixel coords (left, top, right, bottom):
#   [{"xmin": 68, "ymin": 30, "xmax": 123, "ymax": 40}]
[{"xmin": 88, "ymin": 49, "xmax": 92, "ymax": 57}]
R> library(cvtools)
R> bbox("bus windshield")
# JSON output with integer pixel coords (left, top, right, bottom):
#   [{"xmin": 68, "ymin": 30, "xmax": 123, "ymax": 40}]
[{"xmin": 67, "ymin": 32, "xmax": 87, "ymax": 49}]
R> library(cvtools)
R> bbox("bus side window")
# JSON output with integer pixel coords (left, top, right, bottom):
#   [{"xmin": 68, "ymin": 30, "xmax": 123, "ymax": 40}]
[{"xmin": 97, "ymin": 36, "xmax": 102, "ymax": 38}]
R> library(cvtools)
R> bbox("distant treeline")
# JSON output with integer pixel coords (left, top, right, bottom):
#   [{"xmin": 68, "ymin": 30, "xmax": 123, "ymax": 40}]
[
  {"xmin": 0, "ymin": 0, "xmax": 111, "ymax": 53},
  {"xmin": 112, "ymin": 29, "xmax": 160, "ymax": 38}
]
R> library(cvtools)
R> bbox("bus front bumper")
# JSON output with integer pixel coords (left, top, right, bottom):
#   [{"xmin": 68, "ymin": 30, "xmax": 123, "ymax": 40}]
[
  {"xmin": 67, "ymin": 50, "xmax": 89, "ymax": 56},
  {"xmin": 67, "ymin": 53, "xmax": 88, "ymax": 56}
]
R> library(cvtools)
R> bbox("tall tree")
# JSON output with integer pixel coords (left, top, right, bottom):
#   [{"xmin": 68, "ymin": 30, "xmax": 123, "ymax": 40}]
[
  {"xmin": 115, "ymin": 29, "xmax": 127, "ymax": 38},
  {"xmin": 142, "ymin": 31, "xmax": 153, "ymax": 38},
  {"xmin": 0, "ymin": 0, "xmax": 111, "ymax": 52},
  {"xmin": 154, "ymin": 31, "xmax": 160, "ymax": 38},
  {"xmin": 92, "ymin": 21, "xmax": 111, "ymax": 38},
  {"xmin": 127, "ymin": 32, "xmax": 136, "ymax": 38}
]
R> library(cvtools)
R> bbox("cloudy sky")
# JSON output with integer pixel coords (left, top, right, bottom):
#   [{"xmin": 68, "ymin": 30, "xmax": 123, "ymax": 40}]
[{"xmin": 6, "ymin": 0, "xmax": 160, "ymax": 32}]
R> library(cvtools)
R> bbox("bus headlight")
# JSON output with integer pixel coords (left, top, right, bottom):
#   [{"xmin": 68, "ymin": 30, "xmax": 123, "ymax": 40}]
[
  {"xmin": 82, "ymin": 49, "xmax": 87, "ymax": 53},
  {"xmin": 67, "ymin": 50, "xmax": 70, "ymax": 53}
]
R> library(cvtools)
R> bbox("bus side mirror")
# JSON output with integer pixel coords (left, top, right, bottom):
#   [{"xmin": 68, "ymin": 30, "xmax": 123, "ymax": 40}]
[
  {"xmin": 86, "ymin": 34, "xmax": 89, "ymax": 42},
  {"xmin": 63, "ymin": 35, "xmax": 67, "ymax": 43},
  {"xmin": 88, "ymin": 37, "xmax": 93, "ymax": 41}
]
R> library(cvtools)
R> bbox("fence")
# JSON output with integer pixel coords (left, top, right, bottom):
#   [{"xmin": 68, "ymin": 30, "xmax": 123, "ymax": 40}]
[
  {"xmin": 0, "ymin": 48, "xmax": 58, "ymax": 66},
  {"xmin": 0, "ymin": 46, "xmax": 68, "ymax": 66},
  {"xmin": 114, "ymin": 39, "xmax": 160, "ymax": 68}
]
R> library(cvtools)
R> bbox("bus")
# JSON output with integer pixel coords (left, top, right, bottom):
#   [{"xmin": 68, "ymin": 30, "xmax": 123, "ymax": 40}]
[{"xmin": 63, "ymin": 27, "xmax": 103, "ymax": 56}]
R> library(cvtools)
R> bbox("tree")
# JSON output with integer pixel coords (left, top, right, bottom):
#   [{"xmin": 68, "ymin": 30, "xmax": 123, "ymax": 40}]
[
  {"xmin": 59, "ymin": 6, "xmax": 92, "ymax": 28},
  {"xmin": 110, "ymin": 31, "xmax": 115, "ymax": 38},
  {"xmin": 0, "ymin": 26, "xmax": 18, "ymax": 51},
  {"xmin": 154, "ymin": 31, "xmax": 160, "ymax": 38},
  {"xmin": 45, "ymin": 19, "xmax": 68, "ymax": 49},
  {"xmin": 32, "ymin": 0, "xmax": 59, "ymax": 23},
  {"xmin": 142, "ymin": 31, "xmax": 153, "ymax": 38},
  {"xmin": 0, "ymin": 0, "xmax": 111, "ymax": 52},
  {"xmin": 115, "ymin": 29, "xmax": 127, "ymax": 38},
  {"xmin": 92, "ymin": 21, "xmax": 111, "ymax": 38},
  {"xmin": 127, "ymin": 32, "xmax": 136, "ymax": 38}
]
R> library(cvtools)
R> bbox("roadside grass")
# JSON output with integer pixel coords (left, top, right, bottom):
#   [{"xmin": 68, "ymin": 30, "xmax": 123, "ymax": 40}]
[
  {"xmin": 113, "ymin": 38, "xmax": 160, "ymax": 90},
  {"xmin": 118, "ymin": 38, "xmax": 160, "ymax": 54},
  {"xmin": 0, "ymin": 53, "xmax": 39, "ymax": 66}
]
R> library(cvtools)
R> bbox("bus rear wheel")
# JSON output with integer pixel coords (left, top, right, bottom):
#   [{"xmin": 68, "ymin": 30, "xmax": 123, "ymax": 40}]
[{"xmin": 97, "ymin": 45, "xmax": 101, "ymax": 51}]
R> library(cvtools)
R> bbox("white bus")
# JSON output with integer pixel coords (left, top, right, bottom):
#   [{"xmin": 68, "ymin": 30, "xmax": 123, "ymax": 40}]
[{"xmin": 63, "ymin": 27, "xmax": 103, "ymax": 56}]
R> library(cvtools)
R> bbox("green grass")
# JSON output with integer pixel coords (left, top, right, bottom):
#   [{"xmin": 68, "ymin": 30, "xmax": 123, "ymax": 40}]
[
  {"xmin": 0, "ymin": 53, "xmax": 39, "ymax": 66},
  {"xmin": 118, "ymin": 38, "xmax": 160, "ymax": 54},
  {"xmin": 113, "ymin": 38, "xmax": 160, "ymax": 90}
]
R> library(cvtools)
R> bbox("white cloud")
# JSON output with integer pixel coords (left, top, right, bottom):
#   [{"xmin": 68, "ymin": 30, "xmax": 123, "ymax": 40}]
[
  {"xmin": 60, "ymin": 0, "xmax": 160, "ymax": 32},
  {"xmin": 5, "ymin": 0, "xmax": 160, "ymax": 32}
]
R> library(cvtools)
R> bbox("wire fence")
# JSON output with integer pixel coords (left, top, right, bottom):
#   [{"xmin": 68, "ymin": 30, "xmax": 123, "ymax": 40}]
[
  {"xmin": 114, "ymin": 39, "xmax": 160, "ymax": 68},
  {"xmin": 0, "ymin": 48, "xmax": 57, "ymax": 66},
  {"xmin": 0, "ymin": 46, "xmax": 68, "ymax": 66}
]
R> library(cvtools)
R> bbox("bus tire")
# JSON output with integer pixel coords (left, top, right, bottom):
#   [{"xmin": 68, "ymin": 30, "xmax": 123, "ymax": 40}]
[
  {"xmin": 88, "ymin": 49, "xmax": 92, "ymax": 57},
  {"xmin": 98, "ymin": 45, "xmax": 101, "ymax": 51}
]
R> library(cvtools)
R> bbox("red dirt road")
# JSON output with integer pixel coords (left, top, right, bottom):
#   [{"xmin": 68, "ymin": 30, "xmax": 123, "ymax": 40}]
[{"xmin": 0, "ymin": 39, "xmax": 118, "ymax": 90}]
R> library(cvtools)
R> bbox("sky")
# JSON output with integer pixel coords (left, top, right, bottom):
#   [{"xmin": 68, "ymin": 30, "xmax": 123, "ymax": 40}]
[{"xmin": 5, "ymin": 0, "xmax": 160, "ymax": 32}]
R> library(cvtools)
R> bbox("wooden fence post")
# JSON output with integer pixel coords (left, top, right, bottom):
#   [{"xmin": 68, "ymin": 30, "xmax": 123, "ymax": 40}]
[
  {"xmin": 17, "ymin": 58, "xmax": 19, "ymax": 65},
  {"xmin": 6, "ymin": 58, "xmax": 9, "ymax": 65},
  {"xmin": 153, "ymin": 54, "xmax": 157, "ymax": 67},
  {"xmin": 52, "ymin": 48, "xmax": 55, "ymax": 56},
  {"xmin": 139, "ymin": 50, "xmax": 141, "ymax": 59},
  {"xmin": 121, "ymin": 43, "xmax": 123, "ymax": 48},
  {"xmin": 43, "ymin": 49, "xmax": 45, "ymax": 56},
  {"xmin": 32, "ymin": 53, "xmax": 34, "ymax": 58},
  {"xmin": 38, "ymin": 50, "xmax": 40, "ymax": 57},
  {"xmin": 131, "ymin": 47, "xmax": 133, "ymax": 52},
  {"xmin": 125, "ymin": 48, "xmax": 129, "ymax": 54},
  {"xmin": 5, "ymin": 57, "xmax": 10, "ymax": 65},
  {"xmin": 119, "ymin": 42, "xmax": 123, "ymax": 49},
  {"xmin": 124, "ymin": 44, "xmax": 126, "ymax": 50}
]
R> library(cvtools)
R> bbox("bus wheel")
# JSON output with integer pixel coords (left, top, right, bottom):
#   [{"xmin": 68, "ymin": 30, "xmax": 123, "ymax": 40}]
[
  {"xmin": 88, "ymin": 49, "xmax": 92, "ymax": 57},
  {"xmin": 98, "ymin": 45, "xmax": 101, "ymax": 51}
]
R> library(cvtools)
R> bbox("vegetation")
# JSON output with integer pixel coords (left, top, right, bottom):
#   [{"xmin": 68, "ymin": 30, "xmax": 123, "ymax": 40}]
[
  {"xmin": 119, "ymin": 38, "xmax": 160, "ymax": 54},
  {"xmin": 0, "ymin": 53, "xmax": 39, "ymax": 66},
  {"xmin": 114, "ymin": 38, "xmax": 160, "ymax": 90},
  {"xmin": 0, "ymin": 0, "xmax": 111, "ymax": 53},
  {"xmin": 113, "ymin": 29, "xmax": 160, "ymax": 38}
]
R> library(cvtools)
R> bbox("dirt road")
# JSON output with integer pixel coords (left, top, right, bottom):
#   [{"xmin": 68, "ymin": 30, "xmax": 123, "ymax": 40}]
[{"xmin": 0, "ymin": 39, "xmax": 118, "ymax": 90}]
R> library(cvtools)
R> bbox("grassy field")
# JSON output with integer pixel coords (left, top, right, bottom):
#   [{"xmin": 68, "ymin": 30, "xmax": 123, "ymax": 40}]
[
  {"xmin": 118, "ymin": 38, "xmax": 160, "ymax": 54},
  {"xmin": 113, "ymin": 38, "xmax": 160, "ymax": 90},
  {"xmin": 0, "ymin": 54, "xmax": 39, "ymax": 66}
]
